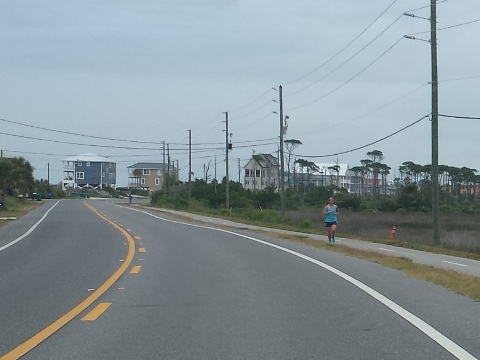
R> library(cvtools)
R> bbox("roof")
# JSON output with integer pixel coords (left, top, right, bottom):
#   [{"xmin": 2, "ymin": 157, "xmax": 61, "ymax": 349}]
[
  {"xmin": 312, "ymin": 163, "xmax": 350, "ymax": 177},
  {"xmin": 251, "ymin": 153, "xmax": 278, "ymax": 168},
  {"xmin": 127, "ymin": 162, "xmax": 175, "ymax": 170},
  {"xmin": 63, "ymin": 153, "xmax": 115, "ymax": 163}
]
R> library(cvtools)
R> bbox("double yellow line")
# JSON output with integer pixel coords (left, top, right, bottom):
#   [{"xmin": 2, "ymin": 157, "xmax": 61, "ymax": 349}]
[{"xmin": 1, "ymin": 202, "xmax": 135, "ymax": 360}]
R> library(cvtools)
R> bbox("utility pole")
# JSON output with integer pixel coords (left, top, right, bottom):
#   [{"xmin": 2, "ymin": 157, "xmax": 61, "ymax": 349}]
[
  {"xmin": 176, "ymin": 160, "xmax": 179, "ymax": 183},
  {"xmin": 238, "ymin": 158, "xmax": 241, "ymax": 183},
  {"xmin": 279, "ymin": 85, "xmax": 286, "ymax": 215},
  {"xmin": 188, "ymin": 130, "xmax": 192, "ymax": 203},
  {"xmin": 431, "ymin": 0, "xmax": 440, "ymax": 245},
  {"xmin": 162, "ymin": 141, "xmax": 166, "ymax": 195},
  {"xmin": 214, "ymin": 155, "xmax": 217, "ymax": 193},
  {"xmin": 224, "ymin": 112, "xmax": 230, "ymax": 209},
  {"xmin": 47, "ymin": 163, "xmax": 50, "ymax": 184},
  {"xmin": 167, "ymin": 143, "xmax": 170, "ymax": 190}
]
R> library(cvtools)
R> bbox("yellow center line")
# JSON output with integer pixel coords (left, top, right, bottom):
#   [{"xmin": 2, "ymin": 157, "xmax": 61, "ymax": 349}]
[
  {"xmin": 0, "ymin": 202, "xmax": 135, "ymax": 360},
  {"xmin": 139, "ymin": 247, "xmax": 146, "ymax": 253},
  {"xmin": 130, "ymin": 265, "xmax": 142, "ymax": 274},
  {"xmin": 81, "ymin": 302, "xmax": 112, "ymax": 321}
]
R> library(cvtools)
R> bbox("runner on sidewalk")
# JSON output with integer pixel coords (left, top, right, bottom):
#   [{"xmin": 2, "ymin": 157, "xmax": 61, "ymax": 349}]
[{"xmin": 323, "ymin": 197, "xmax": 339, "ymax": 243}]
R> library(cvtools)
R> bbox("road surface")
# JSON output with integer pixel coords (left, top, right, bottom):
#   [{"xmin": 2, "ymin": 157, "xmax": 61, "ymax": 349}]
[{"xmin": 0, "ymin": 199, "xmax": 478, "ymax": 359}]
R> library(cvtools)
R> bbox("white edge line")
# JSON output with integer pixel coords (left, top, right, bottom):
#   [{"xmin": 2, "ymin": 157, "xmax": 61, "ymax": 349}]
[
  {"xmin": 0, "ymin": 201, "xmax": 61, "ymax": 253},
  {"xmin": 444, "ymin": 260, "xmax": 468, "ymax": 267},
  {"xmin": 119, "ymin": 205, "xmax": 477, "ymax": 360}
]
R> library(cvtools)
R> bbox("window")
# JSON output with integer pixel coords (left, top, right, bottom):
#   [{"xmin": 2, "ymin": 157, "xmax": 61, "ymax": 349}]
[
  {"xmin": 245, "ymin": 169, "xmax": 250, "ymax": 177},
  {"xmin": 261, "ymin": 170, "xmax": 266, "ymax": 177},
  {"xmin": 109, "ymin": 173, "xmax": 115, "ymax": 179},
  {"xmin": 143, "ymin": 169, "xmax": 150, "ymax": 175},
  {"xmin": 255, "ymin": 170, "xmax": 260, "ymax": 177},
  {"xmin": 155, "ymin": 178, "xmax": 160, "ymax": 185},
  {"xmin": 76, "ymin": 172, "xmax": 84, "ymax": 180},
  {"xmin": 86, "ymin": 162, "xmax": 90, "ymax": 166},
  {"xmin": 77, "ymin": 161, "xmax": 82, "ymax": 166},
  {"xmin": 141, "ymin": 178, "xmax": 145, "ymax": 185}
]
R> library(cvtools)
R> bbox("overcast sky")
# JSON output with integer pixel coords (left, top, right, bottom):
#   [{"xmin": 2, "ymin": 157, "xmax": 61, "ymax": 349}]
[{"xmin": 1, "ymin": 0, "xmax": 479, "ymax": 187}]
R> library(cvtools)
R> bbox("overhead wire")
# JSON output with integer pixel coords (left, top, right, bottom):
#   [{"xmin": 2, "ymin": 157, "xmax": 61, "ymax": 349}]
[
  {"xmin": 0, "ymin": 131, "xmax": 163, "ymax": 150},
  {"xmin": 406, "ymin": 0, "xmax": 450, "ymax": 13},
  {"xmin": 242, "ymin": 113, "xmax": 275, "ymax": 130},
  {"xmin": 439, "ymin": 114, "xmax": 480, "ymax": 120},
  {"xmin": 287, "ymin": 37, "xmax": 404, "ymax": 111},
  {"xmin": 292, "ymin": 115, "xmax": 430, "ymax": 158},
  {"xmin": 0, "ymin": 118, "xmax": 163, "ymax": 145},
  {"xmin": 229, "ymin": 101, "xmax": 273, "ymax": 121},
  {"xmin": 297, "ymin": 83, "xmax": 429, "ymax": 136},
  {"xmin": 411, "ymin": 17, "xmax": 480, "ymax": 35},
  {"xmin": 286, "ymin": 14, "xmax": 404, "ymax": 98},
  {"xmin": 228, "ymin": 88, "xmax": 274, "ymax": 112},
  {"xmin": 285, "ymin": 0, "xmax": 399, "ymax": 86},
  {"xmin": 439, "ymin": 74, "xmax": 480, "ymax": 82}
]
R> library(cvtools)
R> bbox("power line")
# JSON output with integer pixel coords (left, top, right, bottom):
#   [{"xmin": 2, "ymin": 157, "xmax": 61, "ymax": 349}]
[
  {"xmin": 406, "ymin": 0, "xmax": 450, "ymax": 13},
  {"xmin": 298, "ymin": 83, "xmax": 428, "ymax": 135},
  {"xmin": 439, "ymin": 114, "xmax": 480, "ymax": 120},
  {"xmin": 439, "ymin": 74, "xmax": 480, "ymax": 83},
  {"xmin": 288, "ymin": 37, "xmax": 404, "ymax": 111},
  {"xmin": 285, "ymin": 0, "xmax": 399, "ymax": 86},
  {"xmin": 0, "ymin": 131, "xmax": 162, "ymax": 150},
  {"xmin": 189, "ymin": 113, "xmax": 223, "ymax": 137},
  {"xmin": 169, "ymin": 137, "xmax": 278, "ymax": 146},
  {"xmin": 286, "ymin": 14, "xmax": 403, "ymax": 98},
  {"xmin": 0, "ymin": 118, "xmax": 163, "ymax": 145},
  {"xmin": 412, "ymin": 17, "xmax": 480, "ymax": 35},
  {"xmin": 228, "ymin": 88, "xmax": 274, "ymax": 112},
  {"xmin": 229, "ymin": 101, "xmax": 273, "ymax": 121},
  {"xmin": 242, "ymin": 113, "xmax": 275, "ymax": 130},
  {"xmin": 292, "ymin": 115, "xmax": 430, "ymax": 158}
]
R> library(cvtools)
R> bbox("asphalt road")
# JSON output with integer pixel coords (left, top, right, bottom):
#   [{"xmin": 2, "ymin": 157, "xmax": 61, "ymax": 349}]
[
  {"xmin": 149, "ymin": 206, "xmax": 480, "ymax": 277},
  {"xmin": 0, "ymin": 199, "xmax": 479, "ymax": 359}
]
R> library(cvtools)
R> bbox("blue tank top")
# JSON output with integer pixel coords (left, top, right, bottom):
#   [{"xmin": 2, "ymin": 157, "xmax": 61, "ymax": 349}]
[{"xmin": 325, "ymin": 204, "xmax": 338, "ymax": 222}]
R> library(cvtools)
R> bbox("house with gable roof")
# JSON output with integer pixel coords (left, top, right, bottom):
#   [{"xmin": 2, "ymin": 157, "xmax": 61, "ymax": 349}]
[
  {"xmin": 243, "ymin": 153, "xmax": 280, "ymax": 191},
  {"xmin": 127, "ymin": 162, "xmax": 177, "ymax": 192}
]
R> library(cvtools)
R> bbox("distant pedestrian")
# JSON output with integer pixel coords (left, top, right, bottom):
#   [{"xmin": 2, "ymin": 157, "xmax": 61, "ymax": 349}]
[
  {"xmin": 128, "ymin": 193, "xmax": 132, "ymax": 204},
  {"xmin": 323, "ymin": 197, "xmax": 339, "ymax": 243}
]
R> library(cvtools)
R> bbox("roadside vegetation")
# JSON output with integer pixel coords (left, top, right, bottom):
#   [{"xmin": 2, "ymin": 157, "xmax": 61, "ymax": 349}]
[{"xmin": 150, "ymin": 150, "xmax": 480, "ymax": 256}]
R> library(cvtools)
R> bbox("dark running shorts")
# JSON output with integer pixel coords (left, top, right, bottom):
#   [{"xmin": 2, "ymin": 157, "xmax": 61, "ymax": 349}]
[{"xmin": 325, "ymin": 221, "xmax": 337, "ymax": 228}]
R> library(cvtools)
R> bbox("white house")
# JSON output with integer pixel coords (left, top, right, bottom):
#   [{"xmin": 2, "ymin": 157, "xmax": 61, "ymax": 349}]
[{"xmin": 243, "ymin": 153, "xmax": 279, "ymax": 191}]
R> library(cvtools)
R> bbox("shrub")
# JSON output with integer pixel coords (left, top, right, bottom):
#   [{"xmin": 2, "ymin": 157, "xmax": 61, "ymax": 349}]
[{"xmin": 300, "ymin": 219, "xmax": 312, "ymax": 228}]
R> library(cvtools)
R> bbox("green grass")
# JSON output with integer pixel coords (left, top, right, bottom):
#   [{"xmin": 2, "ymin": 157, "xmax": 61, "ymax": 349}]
[{"xmin": 0, "ymin": 197, "xmax": 44, "ymax": 227}]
